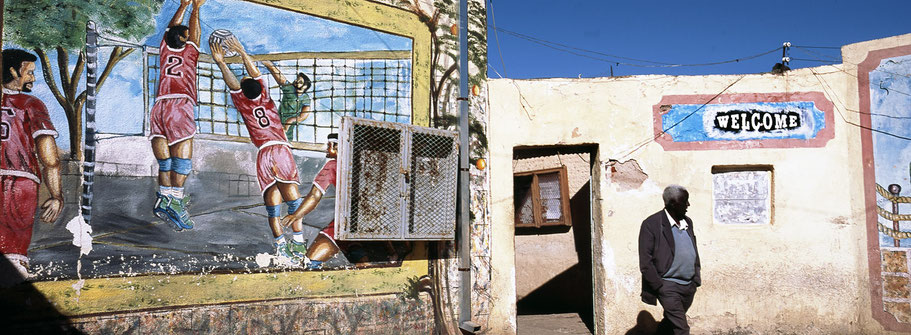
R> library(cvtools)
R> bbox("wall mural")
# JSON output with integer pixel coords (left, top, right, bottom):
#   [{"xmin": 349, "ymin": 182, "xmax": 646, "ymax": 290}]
[
  {"xmin": 653, "ymin": 92, "xmax": 834, "ymax": 151},
  {"xmin": 0, "ymin": 0, "xmax": 489, "ymax": 319},
  {"xmin": 860, "ymin": 44, "xmax": 911, "ymax": 331}
]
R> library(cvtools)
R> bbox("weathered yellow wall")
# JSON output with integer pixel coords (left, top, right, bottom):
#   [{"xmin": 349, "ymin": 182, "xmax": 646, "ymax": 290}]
[{"xmin": 487, "ymin": 33, "xmax": 911, "ymax": 334}]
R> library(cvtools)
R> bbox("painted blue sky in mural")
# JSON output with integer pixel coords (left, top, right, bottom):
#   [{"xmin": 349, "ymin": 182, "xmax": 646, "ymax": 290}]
[
  {"xmin": 7, "ymin": 0, "xmax": 411, "ymax": 150},
  {"xmin": 871, "ymin": 54, "xmax": 911, "ymax": 247}
]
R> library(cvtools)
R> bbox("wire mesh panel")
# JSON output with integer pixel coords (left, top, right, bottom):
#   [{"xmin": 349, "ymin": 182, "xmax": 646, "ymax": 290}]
[
  {"xmin": 336, "ymin": 117, "xmax": 458, "ymax": 240},
  {"xmin": 407, "ymin": 128, "xmax": 458, "ymax": 239},
  {"xmin": 145, "ymin": 50, "xmax": 411, "ymax": 144},
  {"xmin": 336, "ymin": 118, "xmax": 407, "ymax": 240}
]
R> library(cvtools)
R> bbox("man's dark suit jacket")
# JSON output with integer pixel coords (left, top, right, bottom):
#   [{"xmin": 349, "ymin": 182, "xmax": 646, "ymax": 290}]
[{"xmin": 638, "ymin": 210, "xmax": 702, "ymax": 305}]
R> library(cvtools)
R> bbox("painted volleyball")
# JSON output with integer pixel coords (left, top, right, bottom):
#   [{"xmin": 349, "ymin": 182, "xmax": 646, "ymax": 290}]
[{"xmin": 208, "ymin": 29, "xmax": 237, "ymax": 57}]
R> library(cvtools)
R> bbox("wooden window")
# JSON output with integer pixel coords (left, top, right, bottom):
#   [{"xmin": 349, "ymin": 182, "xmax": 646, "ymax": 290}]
[{"xmin": 514, "ymin": 166, "xmax": 572, "ymax": 228}]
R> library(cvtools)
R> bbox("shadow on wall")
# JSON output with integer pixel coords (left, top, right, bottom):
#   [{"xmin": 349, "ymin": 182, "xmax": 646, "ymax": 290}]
[
  {"xmin": 0, "ymin": 257, "xmax": 84, "ymax": 334},
  {"xmin": 516, "ymin": 181, "xmax": 594, "ymax": 333}
]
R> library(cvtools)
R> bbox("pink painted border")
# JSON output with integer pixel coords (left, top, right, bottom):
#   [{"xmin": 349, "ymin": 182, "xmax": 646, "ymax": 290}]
[
  {"xmin": 652, "ymin": 92, "xmax": 835, "ymax": 151},
  {"xmin": 859, "ymin": 44, "xmax": 911, "ymax": 332}
]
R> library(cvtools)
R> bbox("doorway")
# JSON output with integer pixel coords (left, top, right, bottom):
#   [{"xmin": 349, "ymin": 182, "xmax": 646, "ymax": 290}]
[{"xmin": 513, "ymin": 144, "xmax": 598, "ymax": 334}]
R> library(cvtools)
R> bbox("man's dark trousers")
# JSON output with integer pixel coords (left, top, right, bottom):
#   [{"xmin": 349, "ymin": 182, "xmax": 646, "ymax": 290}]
[{"xmin": 656, "ymin": 281, "xmax": 697, "ymax": 335}]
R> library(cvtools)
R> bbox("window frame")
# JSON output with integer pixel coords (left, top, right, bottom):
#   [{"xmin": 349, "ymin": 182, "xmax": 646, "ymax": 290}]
[{"xmin": 513, "ymin": 166, "xmax": 573, "ymax": 228}]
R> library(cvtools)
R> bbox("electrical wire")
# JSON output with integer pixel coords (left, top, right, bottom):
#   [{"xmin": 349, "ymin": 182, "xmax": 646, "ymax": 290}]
[
  {"xmin": 493, "ymin": 26, "xmax": 783, "ymax": 69},
  {"xmin": 614, "ymin": 74, "xmax": 747, "ymax": 160},
  {"xmin": 488, "ymin": 0, "xmax": 508, "ymax": 78},
  {"xmin": 810, "ymin": 68, "xmax": 911, "ymax": 141}
]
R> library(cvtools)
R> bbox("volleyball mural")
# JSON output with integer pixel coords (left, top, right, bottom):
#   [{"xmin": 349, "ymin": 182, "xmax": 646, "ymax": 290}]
[{"xmin": 0, "ymin": 0, "xmax": 487, "ymax": 320}]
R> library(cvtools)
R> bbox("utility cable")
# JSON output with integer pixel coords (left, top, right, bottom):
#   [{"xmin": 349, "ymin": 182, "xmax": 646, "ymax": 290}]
[
  {"xmin": 810, "ymin": 68, "xmax": 911, "ymax": 141},
  {"xmin": 615, "ymin": 74, "xmax": 747, "ymax": 160},
  {"xmin": 494, "ymin": 26, "xmax": 783, "ymax": 68},
  {"xmin": 488, "ymin": 0, "xmax": 508, "ymax": 78}
]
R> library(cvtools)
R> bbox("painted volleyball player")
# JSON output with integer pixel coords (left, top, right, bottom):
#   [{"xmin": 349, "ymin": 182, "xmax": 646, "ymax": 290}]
[
  {"xmin": 209, "ymin": 36, "xmax": 308, "ymax": 265},
  {"xmin": 262, "ymin": 61, "xmax": 311, "ymax": 140},
  {"xmin": 0, "ymin": 49, "xmax": 64, "ymax": 277},
  {"xmin": 149, "ymin": 0, "xmax": 204, "ymax": 230}
]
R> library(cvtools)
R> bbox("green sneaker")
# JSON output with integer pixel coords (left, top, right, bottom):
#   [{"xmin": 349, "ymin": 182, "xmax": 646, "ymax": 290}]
[
  {"xmin": 165, "ymin": 195, "xmax": 194, "ymax": 230},
  {"xmin": 274, "ymin": 242, "xmax": 302, "ymax": 267},
  {"xmin": 153, "ymin": 192, "xmax": 171, "ymax": 222},
  {"xmin": 289, "ymin": 240, "xmax": 308, "ymax": 259}
]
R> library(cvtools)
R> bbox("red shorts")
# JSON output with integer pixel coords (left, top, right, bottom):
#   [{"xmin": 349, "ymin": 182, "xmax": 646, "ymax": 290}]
[
  {"xmin": 320, "ymin": 221, "xmax": 336, "ymax": 240},
  {"xmin": 150, "ymin": 98, "xmax": 196, "ymax": 145},
  {"xmin": 257, "ymin": 144, "xmax": 300, "ymax": 193},
  {"xmin": 0, "ymin": 176, "xmax": 39, "ymax": 255}
]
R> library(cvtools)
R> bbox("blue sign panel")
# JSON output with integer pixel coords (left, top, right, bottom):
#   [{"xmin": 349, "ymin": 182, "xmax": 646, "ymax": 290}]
[{"xmin": 662, "ymin": 101, "xmax": 827, "ymax": 142}]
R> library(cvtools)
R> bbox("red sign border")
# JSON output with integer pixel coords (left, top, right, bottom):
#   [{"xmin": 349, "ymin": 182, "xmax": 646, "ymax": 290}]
[{"xmin": 653, "ymin": 92, "xmax": 835, "ymax": 151}]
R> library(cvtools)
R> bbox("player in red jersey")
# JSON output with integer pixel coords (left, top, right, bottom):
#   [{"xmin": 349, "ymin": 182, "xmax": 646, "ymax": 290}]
[
  {"xmin": 0, "ymin": 49, "xmax": 63, "ymax": 278},
  {"xmin": 149, "ymin": 0, "xmax": 205, "ymax": 231},
  {"xmin": 280, "ymin": 133, "xmax": 341, "ymax": 269},
  {"xmin": 210, "ymin": 37, "xmax": 310, "ymax": 266}
]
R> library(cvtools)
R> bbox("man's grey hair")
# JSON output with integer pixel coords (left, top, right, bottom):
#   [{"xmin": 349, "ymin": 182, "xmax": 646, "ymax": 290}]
[{"xmin": 663, "ymin": 184, "xmax": 688, "ymax": 205}]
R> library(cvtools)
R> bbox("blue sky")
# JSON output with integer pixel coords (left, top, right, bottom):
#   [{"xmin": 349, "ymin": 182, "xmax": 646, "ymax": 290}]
[
  {"xmin": 11, "ymin": 0, "xmax": 411, "ymax": 150},
  {"xmin": 487, "ymin": 0, "xmax": 911, "ymax": 78}
]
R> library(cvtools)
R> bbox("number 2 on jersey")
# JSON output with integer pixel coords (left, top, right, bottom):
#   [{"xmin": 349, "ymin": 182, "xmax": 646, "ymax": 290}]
[{"xmin": 164, "ymin": 55, "xmax": 183, "ymax": 77}]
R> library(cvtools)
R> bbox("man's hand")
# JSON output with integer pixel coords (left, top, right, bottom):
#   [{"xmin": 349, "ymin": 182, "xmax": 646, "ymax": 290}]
[
  {"xmin": 40, "ymin": 198, "xmax": 63, "ymax": 223},
  {"xmin": 280, "ymin": 213, "xmax": 303, "ymax": 227},
  {"xmin": 210, "ymin": 40, "xmax": 225, "ymax": 63},
  {"xmin": 224, "ymin": 36, "xmax": 245, "ymax": 55}
]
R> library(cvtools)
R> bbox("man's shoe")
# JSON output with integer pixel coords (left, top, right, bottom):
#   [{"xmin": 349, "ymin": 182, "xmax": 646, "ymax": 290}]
[
  {"xmin": 274, "ymin": 242, "xmax": 302, "ymax": 267},
  {"xmin": 153, "ymin": 192, "xmax": 171, "ymax": 222},
  {"xmin": 289, "ymin": 240, "xmax": 308, "ymax": 259},
  {"xmin": 165, "ymin": 195, "xmax": 194, "ymax": 231}
]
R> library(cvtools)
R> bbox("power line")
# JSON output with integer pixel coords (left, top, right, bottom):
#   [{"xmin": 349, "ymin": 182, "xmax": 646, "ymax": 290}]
[
  {"xmin": 493, "ymin": 26, "xmax": 783, "ymax": 69},
  {"xmin": 615, "ymin": 75, "xmax": 747, "ymax": 160},
  {"xmin": 810, "ymin": 68, "xmax": 911, "ymax": 141},
  {"xmin": 488, "ymin": 0, "xmax": 508, "ymax": 78}
]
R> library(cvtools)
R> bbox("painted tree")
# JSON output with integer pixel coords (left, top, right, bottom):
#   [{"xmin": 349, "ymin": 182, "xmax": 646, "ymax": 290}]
[
  {"xmin": 3, "ymin": 0, "xmax": 162, "ymax": 160},
  {"xmin": 399, "ymin": 0, "xmax": 488, "ymax": 159}
]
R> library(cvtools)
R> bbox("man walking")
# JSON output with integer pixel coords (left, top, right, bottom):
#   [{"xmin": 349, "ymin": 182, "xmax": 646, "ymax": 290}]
[{"xmin": 638, "ymin": 185, "xmax": 701, "ymax": 334}]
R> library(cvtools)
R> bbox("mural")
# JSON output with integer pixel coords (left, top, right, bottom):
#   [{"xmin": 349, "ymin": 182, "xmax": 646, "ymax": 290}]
[
  {"xmin": 0, "ymin": 0, "xmax": 491, "ymax": 324},
  {"xmin": 653, "ymin": 92, "xmax": 834, "ymax": 151},
  {"xmin": 861, "ymin": 44, "xmax": 911, "ymax": 330}
]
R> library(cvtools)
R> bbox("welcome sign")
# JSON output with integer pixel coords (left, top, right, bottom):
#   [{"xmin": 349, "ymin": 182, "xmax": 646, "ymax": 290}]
[{"xmin": 654, "ymin": 92, "xmax": 834, "ymax": 150}]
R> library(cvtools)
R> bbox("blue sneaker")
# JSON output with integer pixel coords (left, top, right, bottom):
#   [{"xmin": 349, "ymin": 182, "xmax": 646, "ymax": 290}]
[
  {"xmin": 165, "ymin": 195, "xmax": 194, "ymax": 231},
  {"xmin": 153, "ymin": 192, "xmax": 173, "ymax": 224}
]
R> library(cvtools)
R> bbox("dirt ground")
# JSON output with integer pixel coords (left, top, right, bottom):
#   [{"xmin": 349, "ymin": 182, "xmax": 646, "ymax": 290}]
[{"xmin": 517, "ymin": 313, "xmax": 593, "ymax": 335}]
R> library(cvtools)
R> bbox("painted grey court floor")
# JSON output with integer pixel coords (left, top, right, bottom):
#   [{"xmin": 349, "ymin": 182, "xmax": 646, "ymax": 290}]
[
  {"xmin": 26, "ymin": 170, "xmax": 349, "ymax": 281},
  {"xmin": 518, "ymin": 313, "xmax": 593, "ymax": 335}
]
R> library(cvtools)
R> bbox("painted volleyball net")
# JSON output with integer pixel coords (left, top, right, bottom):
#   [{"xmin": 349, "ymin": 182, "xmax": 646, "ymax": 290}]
[{"xmin": 145, "ymin": 49, "xmax": 413, "ymax": 144}]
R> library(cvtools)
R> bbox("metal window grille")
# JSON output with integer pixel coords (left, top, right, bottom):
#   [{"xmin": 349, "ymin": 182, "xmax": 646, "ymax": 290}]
[
  {"xmin": 146, "ymin": 50, "xmax": 412, "ymax": 143},
  {"xmin": 336, "ymin": 117, "xmax": 458, "ymax": 240}
]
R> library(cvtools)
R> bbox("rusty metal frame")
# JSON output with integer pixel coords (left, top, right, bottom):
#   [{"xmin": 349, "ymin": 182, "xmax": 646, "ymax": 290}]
[{"xmin": 336, "ymin": 116, "xmax": 458, "ymax": 240}]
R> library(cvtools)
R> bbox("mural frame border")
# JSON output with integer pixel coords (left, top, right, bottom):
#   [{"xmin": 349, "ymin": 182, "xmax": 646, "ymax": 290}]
[
  {"xmin": 859, "ymin": 43, "xmax": 911, "ymax": 332},
  {"xmin": 18, "ymin": 0, "xmax": 433, "ymax": 317},
  {"xmin": 248, "ymin": 0, "xmax": 432, "ymax": 126}
]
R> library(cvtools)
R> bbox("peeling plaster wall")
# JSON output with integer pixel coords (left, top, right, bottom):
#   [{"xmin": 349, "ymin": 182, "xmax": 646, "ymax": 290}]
[{"xmin": 486, "ymin": 34, "xmax": 911, "ymax": 335}]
